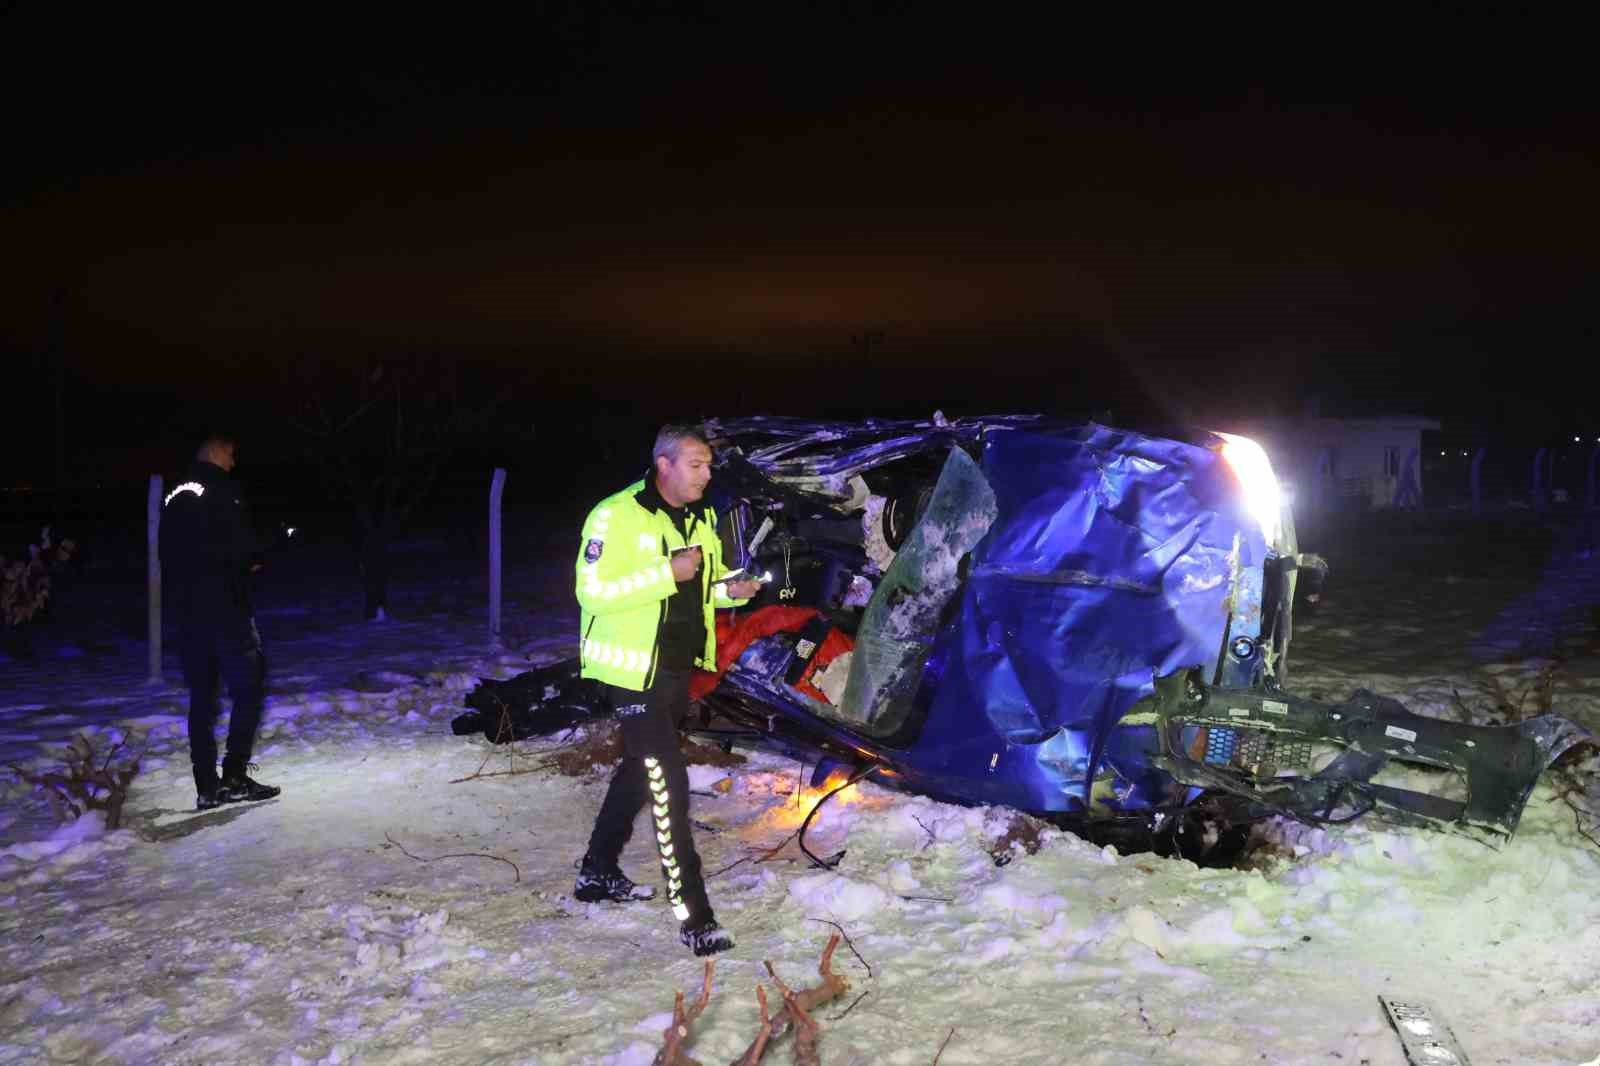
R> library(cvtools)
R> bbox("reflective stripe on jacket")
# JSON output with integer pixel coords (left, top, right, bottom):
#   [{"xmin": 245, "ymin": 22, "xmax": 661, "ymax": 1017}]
[
  {"xmin": 159, "ymin": 459, "xmax": 261, "ymax": 624},
  {"xmin": 576, "ymin": 478, "xmax": 747, "ymax": 691}
]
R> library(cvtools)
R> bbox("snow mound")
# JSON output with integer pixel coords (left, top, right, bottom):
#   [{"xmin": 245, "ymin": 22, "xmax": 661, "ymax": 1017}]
[
  {"xmin": 336, "ymin": 906, "xmax": 481, "ymax": 983},
  {"xmin": 786, "ymin": 871, "xmax": 892, "ymax": 921},
  {"xmin": 0, "ymin": 811, "xmax": 135, "ymax": 878},
  {"xmin": 879, "ymin": 797, "xmax": 988, "ymax": 848},
  {"xmin": 975, "ymin": 880, "xmax": 1070, "ymax": 926}
]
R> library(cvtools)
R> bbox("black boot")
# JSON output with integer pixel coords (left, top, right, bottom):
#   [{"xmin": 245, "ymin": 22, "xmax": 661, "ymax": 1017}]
[
  {"xmin": 574, "ymin": 855, "xmax": 656, "ymax": 903},
  {"xmin": 194, "ymin": 762, "xmax": 223, "ymax": 811},
  {"xmin": 219, "ymin": 759, "xmax": 280, "ymax": 803},
  {"xmin": 679, "ymin": 916, "xmax": 734, "ymax": 957}
]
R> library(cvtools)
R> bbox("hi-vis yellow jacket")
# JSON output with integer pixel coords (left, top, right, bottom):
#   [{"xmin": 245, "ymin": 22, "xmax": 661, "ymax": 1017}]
[{"xmin": 575, "ymin": 478, "xmax": 748, "ymax": 691}]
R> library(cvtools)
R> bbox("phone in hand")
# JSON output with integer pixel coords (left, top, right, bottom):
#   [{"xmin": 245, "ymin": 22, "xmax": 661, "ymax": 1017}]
[{"xmin": 714, "ymin": 568, "xmax": 773, "ymax": 587}]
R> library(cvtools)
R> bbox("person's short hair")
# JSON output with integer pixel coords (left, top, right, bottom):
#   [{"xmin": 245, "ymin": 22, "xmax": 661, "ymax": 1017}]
[
  {"xmin": 652, "ymin": 424, "xmax": 709, "ymax": 463},
  {"xmin": 197, "ymin": 430, "xmax": 239, "ymax": 451}
]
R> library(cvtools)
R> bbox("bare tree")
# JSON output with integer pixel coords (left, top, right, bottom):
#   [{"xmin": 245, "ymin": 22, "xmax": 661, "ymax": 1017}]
[{"xmin": 291, "ymin": 353, "xmax": 496, "ymax": 620}]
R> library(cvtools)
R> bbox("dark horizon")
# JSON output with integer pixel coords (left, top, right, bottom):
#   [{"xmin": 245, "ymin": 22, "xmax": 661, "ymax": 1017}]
[{"xmin": 5, "ymin": 7, "xmax": 1596, "ymax": 483}]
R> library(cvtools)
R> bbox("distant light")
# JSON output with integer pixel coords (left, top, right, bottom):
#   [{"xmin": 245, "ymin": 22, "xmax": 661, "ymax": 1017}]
[
  {"xmin": 1461, "ymin": 451, "xmax": 1468, "ymax": 457},
  {"xmin": 1575, "ymin": 436, "xmax": 1582, "ymax": 443},
  {"xmin": 1439, "ymin": 451, "xmax": 1446, "ymax": 457}
]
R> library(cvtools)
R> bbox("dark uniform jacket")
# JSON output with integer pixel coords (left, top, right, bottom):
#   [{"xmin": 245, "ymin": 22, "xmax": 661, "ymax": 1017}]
[{"xmin": 159, "ymin": 460, "xmax": 262, "ymax": 631}]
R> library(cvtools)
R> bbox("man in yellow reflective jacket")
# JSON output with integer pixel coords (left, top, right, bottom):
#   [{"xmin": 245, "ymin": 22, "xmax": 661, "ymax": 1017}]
[{"xmin": 573, "ymin": 424, "xmax": 760, "ymax": 956}]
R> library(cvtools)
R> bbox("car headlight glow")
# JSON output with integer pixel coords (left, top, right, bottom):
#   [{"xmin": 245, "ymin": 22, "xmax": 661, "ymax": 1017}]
[{"xmin": 1216, "ymin": 432, "xmax": 1282, "ymax": 546}]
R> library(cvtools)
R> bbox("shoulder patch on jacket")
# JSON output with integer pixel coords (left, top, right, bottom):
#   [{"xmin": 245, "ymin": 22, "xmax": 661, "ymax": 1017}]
[{"xmin": 584, "ymin": 538, "xmax": 604, "ymax": 564}]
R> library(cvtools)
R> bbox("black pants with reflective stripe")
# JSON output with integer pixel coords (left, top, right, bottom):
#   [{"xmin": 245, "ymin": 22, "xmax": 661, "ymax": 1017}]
[
  {"xmin": 586, "ymin": 668, "xmax": 712, "ymax": 924},
  {"xmin": 179, "ymin": 615, "xmax": 266, "ymax": 792}
]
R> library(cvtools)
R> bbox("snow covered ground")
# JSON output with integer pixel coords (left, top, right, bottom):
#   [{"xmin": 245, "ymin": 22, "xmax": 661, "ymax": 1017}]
[{"xmin": 2, "ymin": 518, "xmax": 1599, "ymax": 1065}]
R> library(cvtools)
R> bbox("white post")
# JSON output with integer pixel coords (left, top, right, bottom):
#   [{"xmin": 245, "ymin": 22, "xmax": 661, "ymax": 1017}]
[
  {"xmin": 488, "ymin": 467, "xmax": 506, "ymax": 648},
  {"xmin": 1588, "ymin": 444, "xmax": 1599, "ymax": 512},
  {"xmin": 1471, "ymin": 448, "xmax": 1486, "ymax": 516},
  {"xmin": 147, "ymin": 474, "xmax": 162, "ymax": 683}
]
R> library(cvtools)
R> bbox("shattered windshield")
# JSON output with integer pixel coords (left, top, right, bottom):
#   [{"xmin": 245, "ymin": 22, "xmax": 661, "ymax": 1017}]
[{"xmin": 838, "ymin": 444, "xmax": 997, "ymax": 736}]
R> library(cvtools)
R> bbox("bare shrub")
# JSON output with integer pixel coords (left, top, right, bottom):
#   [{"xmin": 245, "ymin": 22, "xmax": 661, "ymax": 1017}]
[{"xmin": 11, "ymin": 733, "xmax": 141, "ymax": 830}]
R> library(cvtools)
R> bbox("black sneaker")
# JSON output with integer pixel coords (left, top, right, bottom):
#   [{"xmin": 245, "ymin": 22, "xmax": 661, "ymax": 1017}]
[
  {"xmin": 196, "ymin": 788, "xmax": 222, "ymax": 811},
  {"xmin": 218, "ymin": 763, "xmax": 281, "ymax": 803},
  {"xmin": 574, "ymin": 861, "xmax": 656, "ymax": 903},
  {"xmin": 679, "ymin": 917, "xmax": 734, "ymax": 957}
]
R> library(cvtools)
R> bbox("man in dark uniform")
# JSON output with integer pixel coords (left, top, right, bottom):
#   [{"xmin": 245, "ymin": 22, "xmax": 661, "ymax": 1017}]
[
  {"xmin": 160, "ymin": 432, "xmax": 281, "ymax": 811},
  {"xmin": 571, "ymin": 425, "xmax": 760, "ymax": 956}
]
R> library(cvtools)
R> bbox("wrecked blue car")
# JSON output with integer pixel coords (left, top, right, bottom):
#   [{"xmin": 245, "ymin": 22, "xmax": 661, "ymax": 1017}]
[{"xmin": 458, "ymin": 416, "xmax": 1589, "ymax": 857}]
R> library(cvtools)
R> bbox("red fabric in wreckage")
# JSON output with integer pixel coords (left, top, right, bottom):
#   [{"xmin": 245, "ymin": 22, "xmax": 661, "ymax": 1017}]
[
  {"xmin": 687, "ymin": 605, "xmax": 853, "ymax": 702},
  {"xmin": 790, "ymin": 626, "xmax": 855, "ymax": 703}
]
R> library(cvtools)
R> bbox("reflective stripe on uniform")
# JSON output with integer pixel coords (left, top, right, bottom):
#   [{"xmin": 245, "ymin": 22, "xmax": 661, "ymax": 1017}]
[
  {"xmin": 643, "ymin": 756, "xmax": 685, "ymax": 911},
  {"xmin": 163, "ymin": 481, "xmax": 206, "ymax": 507}
]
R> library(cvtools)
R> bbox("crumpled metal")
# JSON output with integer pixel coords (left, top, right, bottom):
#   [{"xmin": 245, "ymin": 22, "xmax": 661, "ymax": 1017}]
[{"xmin": 913, "ymin": 423, "xmax": 1267, "ymax": 809}]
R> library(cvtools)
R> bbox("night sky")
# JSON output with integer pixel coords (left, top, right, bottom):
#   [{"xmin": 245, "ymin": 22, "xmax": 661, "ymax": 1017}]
[{"xmin": 4, "ymin": 5, "xmax": 1596, "ymax": 482}]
